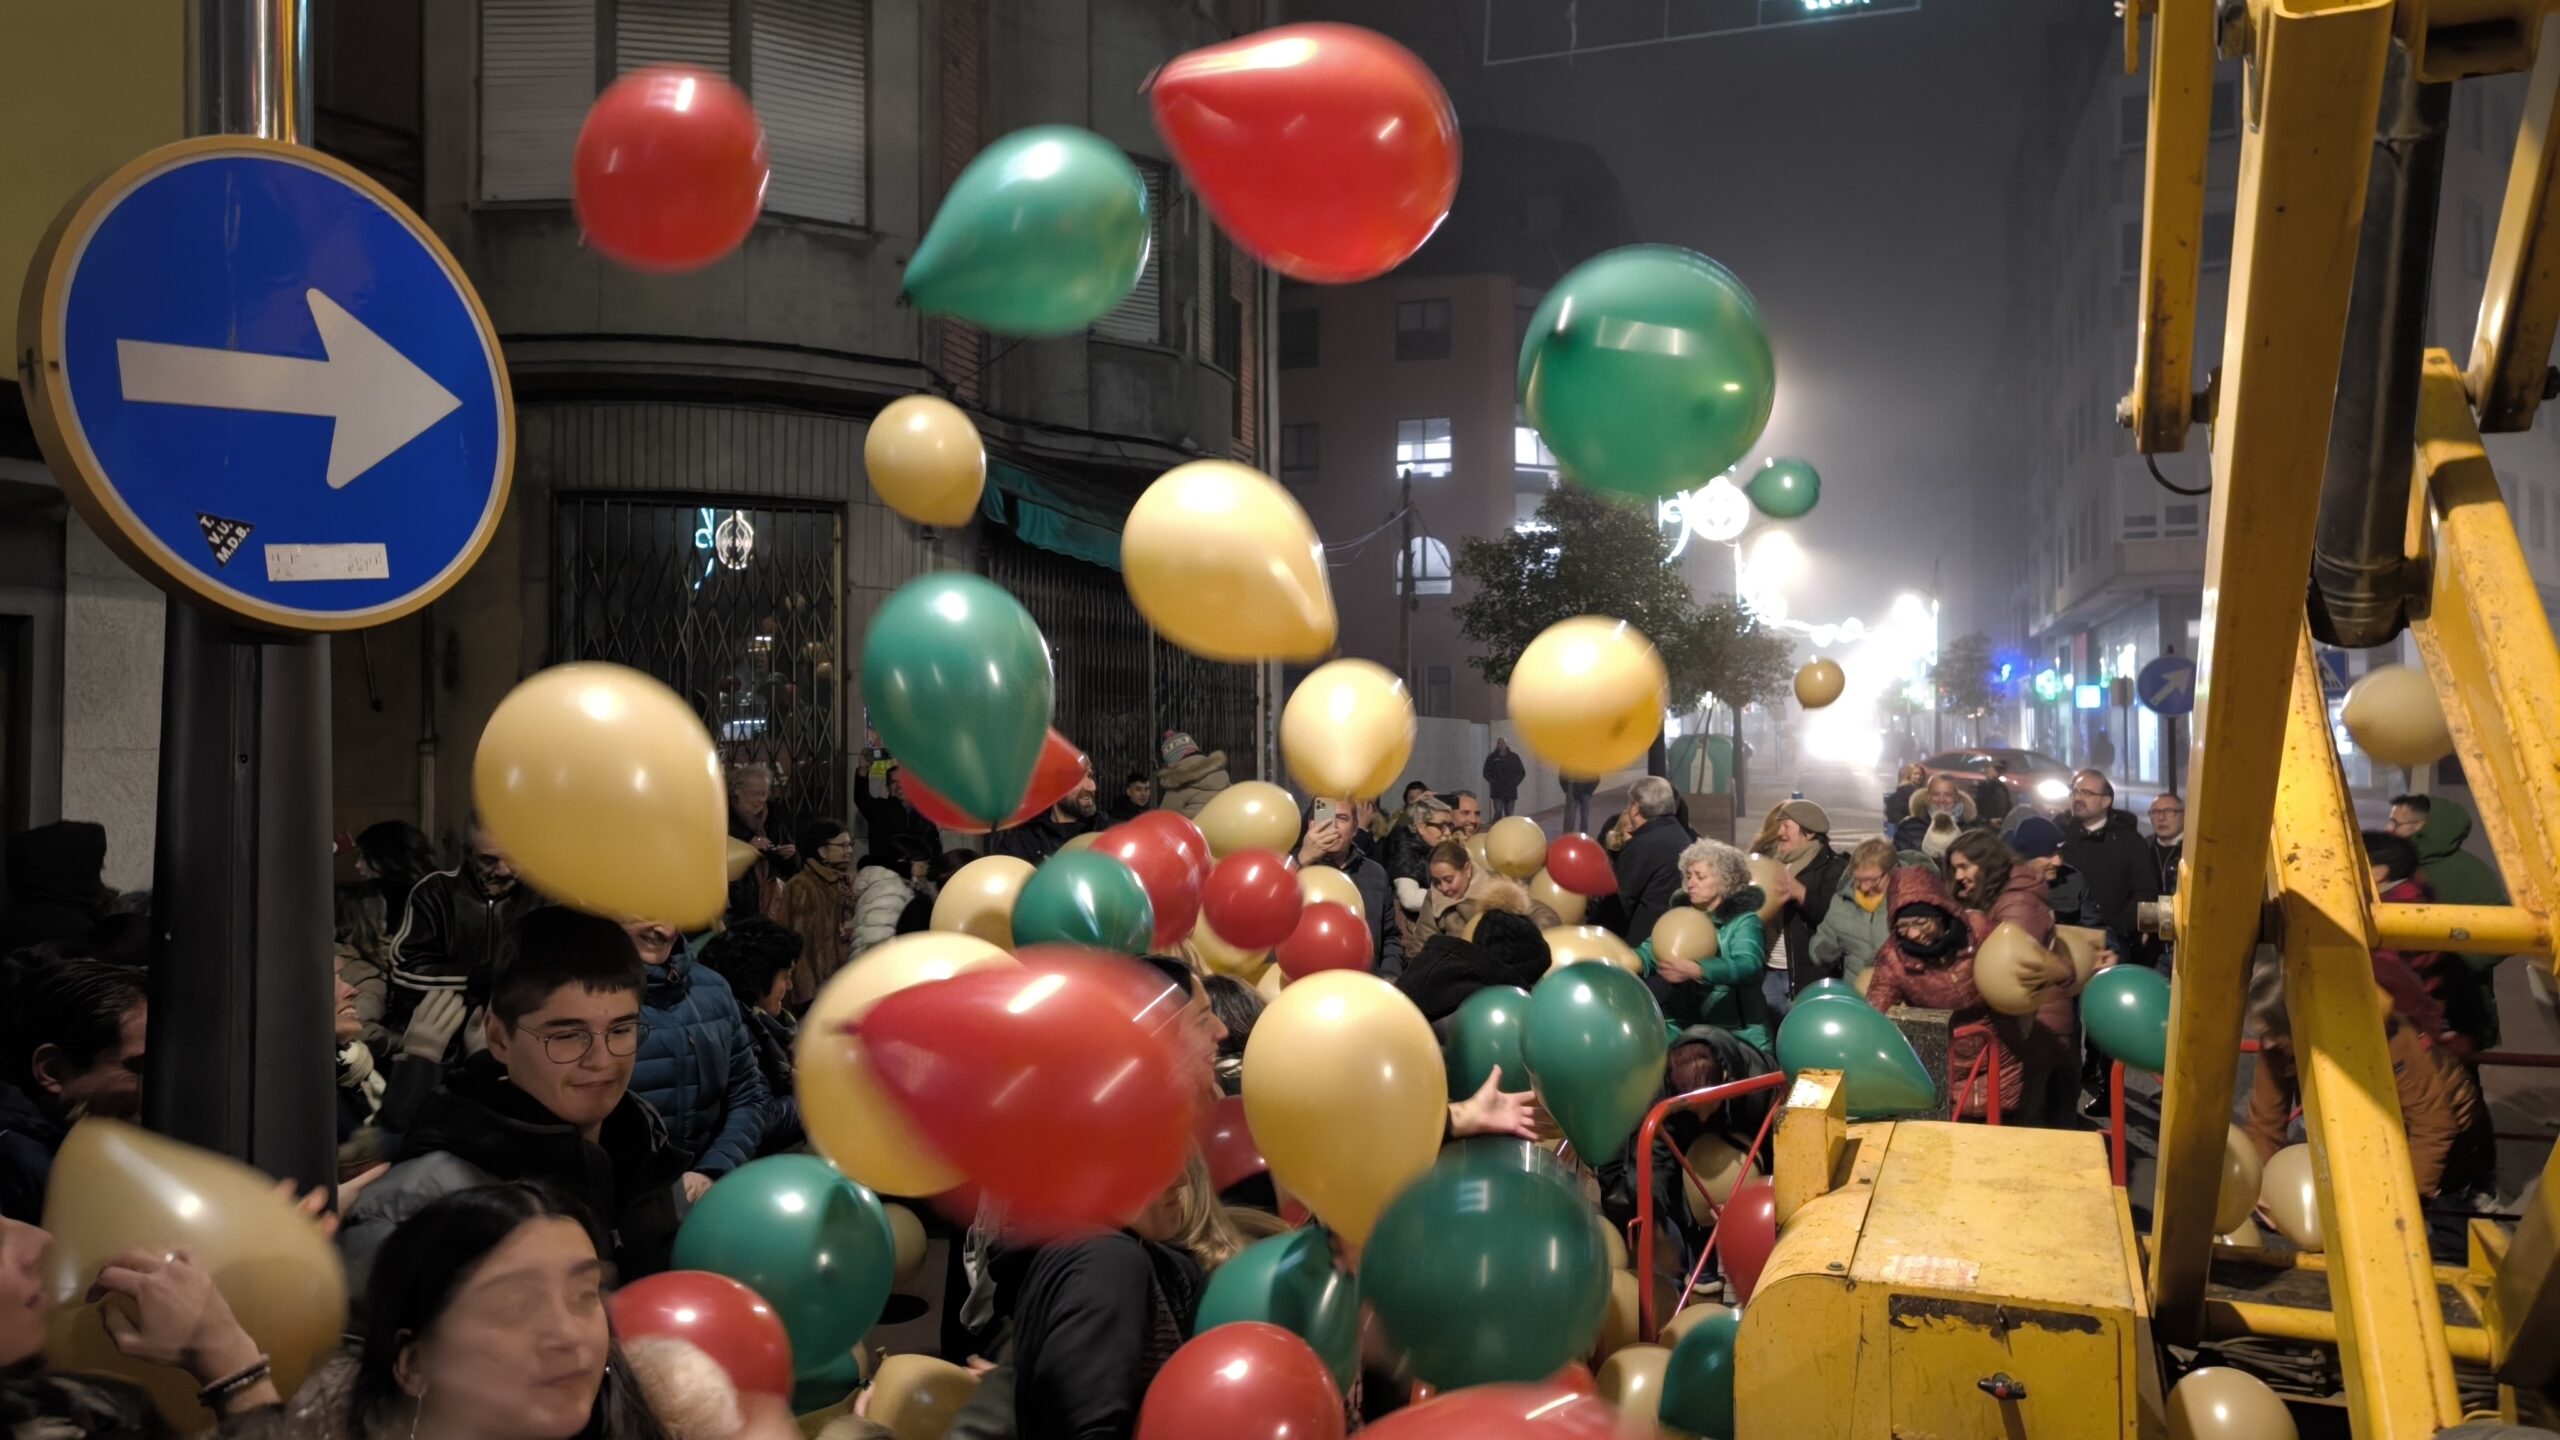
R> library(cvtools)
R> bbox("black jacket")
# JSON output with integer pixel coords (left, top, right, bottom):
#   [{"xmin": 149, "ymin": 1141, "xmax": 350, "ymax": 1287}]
[
  {"xmin": 0, "ymin": 820, "xmax": 113, "ymax": 955},
  {"xmin": 1597, "ymin": 1025, "xmax": 1780, "ymax": 1243},
  {"xmin": 741, "ymin": 1007, "xmax": 803, "ymax": 1154},
  {"xmin": 1974, "ymin": 776, "xmax": 2014, "ymax": 825},
  {"xmin": 2150, "ymin": 836, "xmax": 2184, "ymax": 896},
  {"xmin": 1481, "ymin": 748, "xmax": 1527, "ymax": 802},
  {"xmin": 726, "ymin": 808, "xmax": 799, "ymax": 922},
  {"xmin": 1778, "ymin": 843, "xmax": 1851, "ymax": 993},
  {"xmin": 853, "ymin": 784, "xmax": 946, "ymax": 862},
  {"xmin": 1614, "ymin": 814, "xmax": 1695, "ymax": 948},
  {"xmin": 992, "ymin": 1231, "xmax": 1205, "ymax": 1440},
  {"xmin": 385, "ymin": 869, "xmax": 543, "ymax": 1038},
  {"xmin": 2060, "ymin": 809, "xmax": 2160, "ymax": 953},
  {"xmin": 1383, "ymin": 822, "xmax": 1436, "ymax": 890},
  {"xmin": 990, "ymin": 810, "xmax": 1104, "ymax": 865},
  {"xmin": 0, "ymin": 1082, "xmax": 63, "ymax": 1224}
]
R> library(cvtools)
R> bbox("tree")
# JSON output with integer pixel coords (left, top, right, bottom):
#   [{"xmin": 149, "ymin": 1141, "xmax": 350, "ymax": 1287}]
[
  {"xmin": 1935, "ymin": 631, "xmax": 1997, "ymax": 726},
  {"xmin": 1454, "ymin": 487, "xmax": 1700, "ymax": 685},
  {"xmin": 1671, "ymin": 597, "xmax": 1795, "ymax": 716}
]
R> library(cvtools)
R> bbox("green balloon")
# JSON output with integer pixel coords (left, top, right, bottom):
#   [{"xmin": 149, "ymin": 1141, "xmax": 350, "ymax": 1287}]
[
  {"xmin": 1523, "ymin": 960, "xmax": 1668, "ymax": 1161},
  {"xmin": 1193, "ymin": 1228, "xmax": 1363, "ymax": 1391},
  {"xmin": 1658, "ymin": 1306, "xmax": 1741, "ymax": 1439},
  {"xmin": 1795, "ymin": 977, "xmax": 1859, "ymax": 1003},
  {"xmin": 1438, "ymin": 1134, "xmax": 1577, "ymax": 1189},
  {"xmin": 1746, "ymin": 458, "xmax": 1821, "ymax": 519},
  {"xmin": 904, "ymin": 125, "xmax": 1152, "ymax": 336},
  {"xmin": 1773, "ymin": 997, "xmax": 1937, "ymax": 1119},
  {"xmin": 1446, "ymin": 985, "xmax": 1535, "ymax": 1097},
  {"xmin": 2082, "ymin": 964, "xmax": 2172, "ymax": 1074},
  {"xmin": 672, "ymin": 1155, "xmax": 897, "ymax": 1380},
  {"xmin": 1364, "ymin": 1156, "xmax": 1610, "ymax": 1388},
  {"xmin": 790, "ymin": 1347, "xmax": 869, "ymax": 1416},
  {"xmin": 1010, "ymin": 849, "xmax": 1155, "ymax": 954},
  {"xmin": 1517, "ymin": 245, "xmax": 1777, "ymax": 499},
  {"xmin": 861, "ymin": 572, "xmax": 1054, "ymax": 826}
]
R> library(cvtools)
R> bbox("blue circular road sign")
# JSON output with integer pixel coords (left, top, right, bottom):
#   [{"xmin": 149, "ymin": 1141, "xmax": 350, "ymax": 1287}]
[
  {"xmin": 2136, "ymin": 654, "xmax": 2197, "ymax": 717},
  {"xmin": 19, "ymin": 137, "xmax": 512, "ymax": 630}
]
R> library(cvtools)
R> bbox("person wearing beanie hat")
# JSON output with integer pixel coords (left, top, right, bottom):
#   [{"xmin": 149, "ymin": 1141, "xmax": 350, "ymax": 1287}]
[
  {"xmin": 1761, "ymin": 799, "xmax": 1849, "ymax": 1004},
  {"xmin": 1153, "ymin": 730, "xmax": 1233, "ymax": 820}
]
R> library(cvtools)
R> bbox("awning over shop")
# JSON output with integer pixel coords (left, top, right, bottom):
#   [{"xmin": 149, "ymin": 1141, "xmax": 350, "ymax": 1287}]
[{"xmin": 979, "ymin": 460, "xmax": 1129, "ymax": 571}]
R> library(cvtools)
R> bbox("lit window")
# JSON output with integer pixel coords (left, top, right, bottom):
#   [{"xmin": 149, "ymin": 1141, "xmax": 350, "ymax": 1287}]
[
  {"xmin": 1396, "ymin": 418, "xmax": 1453, "ymax": 479},
  {"xmin": 1400, "ymin": 536, "xmax": 1453, "ymax": 596},
  {"xmin": 1514, "ymin": 424, "xmax": 1558, "ymax": 469}
]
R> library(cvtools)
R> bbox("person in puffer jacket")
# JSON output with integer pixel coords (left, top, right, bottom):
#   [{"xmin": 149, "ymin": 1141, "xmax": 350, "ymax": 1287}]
[
  {"xmin": 622, "ymin": 922, "xmax": 770, "ymax": 1197},
  {"xmin": 1153, "ymin": 731, "xmax": 1233, "ymax": 821},
  {"xmin": 1863, "ymin": 865, "xmax": 2025, "ymax": 1122},
  {"xmin": 1946, "ymin": 829, "xmax": 2078, "ymax": 1126},
  {"xmin": 1808, "ymin": 838, "xmax": 1904, "ymax": 995},
  {"xmin": 1633, "ymin": 840, "xmax": 1774, "ymax": 1053},
  {"xmin": 849, "ymin": 851, "xmax": 917, "ymax": 958}
]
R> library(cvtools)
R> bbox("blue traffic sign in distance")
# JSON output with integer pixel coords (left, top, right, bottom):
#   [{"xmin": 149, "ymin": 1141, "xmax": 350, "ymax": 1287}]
[
  {"xmin": 2136, "ymin": 654, "xmax": 2196, "ymax": 717},
  {"xmin": 18, "ymin": 137, "xmax": 511, "ymax": 631}
]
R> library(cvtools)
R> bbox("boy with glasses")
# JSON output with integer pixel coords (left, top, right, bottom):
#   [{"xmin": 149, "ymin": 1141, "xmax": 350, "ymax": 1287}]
[{"xmin": 336, "ymin": 906, "xmax": 689, "ymax": 1311}]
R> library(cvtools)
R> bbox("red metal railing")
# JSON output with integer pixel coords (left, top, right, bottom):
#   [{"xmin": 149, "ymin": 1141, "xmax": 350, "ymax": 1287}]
[{"xmin": 1629, "ymin": 1070, "xmax": 1790, "ymax": 1343}]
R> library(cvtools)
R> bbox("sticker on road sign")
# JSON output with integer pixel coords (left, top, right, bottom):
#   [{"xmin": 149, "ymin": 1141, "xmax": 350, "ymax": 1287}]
[
  {"xmin": 18, "ymin": 136, "xmax": 512, "ymax": 631},
  {"xmin": 2137, "ymin": 654, "xmax": 2196, "ymax": 717}
]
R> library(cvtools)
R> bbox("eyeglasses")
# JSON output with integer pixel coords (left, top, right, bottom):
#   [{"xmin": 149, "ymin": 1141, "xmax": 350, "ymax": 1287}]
[
  {"xmin": 529, "ymin": 1021, "xmax": 648, "ymax": 1064},
  {"xmin": 2071, "ymin": 787, "xmax": 2108, "ymax": 799}
]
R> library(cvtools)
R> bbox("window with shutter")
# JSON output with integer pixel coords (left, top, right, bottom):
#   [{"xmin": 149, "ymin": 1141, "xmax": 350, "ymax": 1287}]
[
  {"xmin": 479, "ymin": 0, "xmax": 597, "ymax": 201},
  {"xmin": 616, "ymin": 0, "xmax": 731, "ymax": 75},
  {"xmin": 754, "ymin": 0, "xmax": 870, "ymax": 225},
  {"xmin": 1094, "ymin": 159, "xmax": 1168, "ymax": 344},
  {"xmin": 1194, "ymin": 195, "xmax": 1217, "ymax": 359}
]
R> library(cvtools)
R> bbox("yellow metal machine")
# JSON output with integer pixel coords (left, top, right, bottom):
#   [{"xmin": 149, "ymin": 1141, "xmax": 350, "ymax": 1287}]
[{"xmin": 1729, "ymin": 1, "xmax": 2560, "ymax": 1434}]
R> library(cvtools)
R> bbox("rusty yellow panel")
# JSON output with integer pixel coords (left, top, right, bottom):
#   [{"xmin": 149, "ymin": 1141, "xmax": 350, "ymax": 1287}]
[
  {"xmin": 1739, "ymin": 1122, "xmax": 1892, "ymax": 1438},
  {"xmin": 2468, "ymin": 11, "xmax": 2560, "ymax": 431},
  {"xmin": 2128, "ymin": 0, "xmax": 2215, "ymax": 454},
  {"xmin": 2397, "ymin": 0, "xmax": 2551, "ymax": 81},
  {"xmin": 1885, "ymin": 1294, "xmax": 2126, "ymax": 1440},
  {"xmin": 1853, "ymin": 1122, "xmax": 2137, "ymax": 1316},
  {"xmin": 1773, "ymin": 1070, "xmax": 1849, "ymax": 1226}
]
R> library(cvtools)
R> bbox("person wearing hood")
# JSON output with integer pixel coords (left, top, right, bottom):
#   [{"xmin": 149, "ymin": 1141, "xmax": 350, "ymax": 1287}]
[
  {"xmin": 2059, "ymin": 770, "xmax": 2158, "ymax": 964},
  {"xmin": 338, "ymin": 908, "xmax": 691, "ymax": 1308},
  {"xmin": 1863, "ymin": 866, "xmax": 2024, "ymax": 1123},
  {"xmin": 2391, "ymin": 793, "xmax": 2509, "ymax": 1051},
  {"xmin": 1808, "ymin": 839, "xmax": 1905, "ymax": 995},
  {"xmin": 1946, "ymin": 829, "xmax": 2080, "ymax": 1126},
  {"xmin": 2361, "ymin": 831, "xmax": 2469, "ymax": 1054},
  {"xmin": 1632, "ymin": 840, "xmax": 1774, "ymax": 1052},
  {"xmin": 991, "ymin": 762, "xmax": 1104, "ymax": 864},
  {"xmin": 1760, "ymin": 801, "xmax": 1850, "ymax": 1000},
  {"xmin": 0, "ymin": 820, "xmax": 115, "ymax": 954},
  {"xmin": 622, "ymin": 921, "xmax": 770, "ymax": 1200},
  {"xmin": 1153, "ymin": 731, "xmax": 1233, "ymax": 821},
  {"xmin": 0, "ymin": 955, "xmax": 146, "ymax": 1223},
  {"xmin": 1595, "ymin": 1022, "xmax": 1781, "ymax": 1309},
  {"xmin": 1613, "ymin": 777, "xmax": 1695, "ymax": 951},
  {"xmin": 1299, "ymin": 796, "xmax": 1402, "ymax": 978},
  {"xmin": 782, "ymin": 820, "xmax": 855, "ymax": 1009},
  {"xmin": 1896, "ymin": 773, "xmax": 1978, "ymax": 859},
  {"xmin": 1481, "ymin": 738, "xmax": 1527, "ymax": 820}
]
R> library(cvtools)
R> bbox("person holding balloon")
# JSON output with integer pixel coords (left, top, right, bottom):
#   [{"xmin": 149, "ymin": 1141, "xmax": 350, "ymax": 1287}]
[
  {"xmin": 1634, "ymin": 841, "xmax": 1776, "ymax": 1053},
  {"xmin": 1862, "ymin": 867, "xmax": 2025, "ymax": 1122}
]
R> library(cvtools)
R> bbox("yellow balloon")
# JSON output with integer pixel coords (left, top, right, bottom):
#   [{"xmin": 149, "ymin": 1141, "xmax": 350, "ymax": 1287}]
[
  {"xmin": 1124, "ymin": 459, "xmax": 1336, "ymax": 662},
  {"xmin": 1507, "ymin": 616, "xmax": 1667, "ymax": 775},
  {"xmin": 1197, "ymin": 781, "xmax": 1303, "ymax": 858},
  {"xmin": 1255, "ymin": 962, "xmax": 1286, "ymax": 1000},
  {"xmin": 2259, "ymin": 1143, "xmax": 2322, "ymax": 1252},
  {"xmin": 1189, "ymin": 912, "xmax": 1272, "ymax": 977},
  {"xmin": 43, "ymin": 1121, "xmax": 346, "ymax": 1427},
  {"xmin": 883, "ymin": 1203, "xmax": 928, "ymax": 1288},
  {"xmin": 1680, "ymin": 1133, "xmax": 1758, "ymax": 1224},
  {"xmin": 2217, "ymin": 1125, "xmax": 2265, "ymax": 1237},
  {"xmin": 1484, "ymin": 815, "xmax": 1548, "ymax": 880},
  {"xmin": 1282, "ymin": 660, "xmax": 1417, "ymax": 800},
  {"xmin": 1597, "ymin": 1343, "xmax": 1672, "ymax": 1420},
  {"xmin": 1597, "ymin": 1213, "xmax": 1629, "ymax": 1271},
  {"xmin": 931, "ymin": 854, "xmax": 1035, "ymax": 949},
  {"xmin": 865, "ymin": 394, "xmax": 987, "ymax": 527},
  {"xmin": 1660, "ymin": 1301, "xmax": 1734, "ymax": 1351},
  {"xmin": 725, "ymin": 838, "xmax": 761, "ymax": 883},
  {"xmin": 1298, "ymin": 864, "xmax": 1367, "ymax": 919},
  {"xmin": 1650, "ymin": 908, "xmax": 1719, "ymax": 968},
  {"xmin": 2166, "ymin": 1367, "xmax": 2298, "ymax": 1440},
  {"xmin": 2053, "ymin": 925, "xmax": 2106, "ymax": 995},
  {"xmin": 1793, "ymin": 658, "xmax": 1846, "ymax": 709},
  {"xmin": 474, "ymin": 662, "xmax": 727, "ymax": 928},
  {"xmin": 1747, "ymin": 856, "xmax": 1787, "ymax": 928},
  {"xmin": 1463, "ymin": 832, "xmax": 1492, "ymax": 870},
  {"xmin": 866, "ymin": 1354, "xmax": 982, "ymax": 1440},
  {"xmin": 1241, "ymin": 971, "xmax": 1447, "ymax": 1245},
  {"xmin": 1595, "ymin": 1269, "xmax": 1643, "ymax": 1361},
  {"xmin": 1543, "ymin": 925, "xmax": 1637, "ymax": 974},
  {"xmin": 1058, "ymin": 831, "xmax": 1101, "ymax": 854},
  {"xmin": 1976, "ymin": 921, "xmax": 2070, "ymax": 1016},
  {"xmin": 1529, "ymin": 868, "xmax": 1588, "ymax": 926},
  {"xmin": 2341, "ymin": 662, "xmax": 2454, "ymax": 768},
  {"xmin": 797, "ymin": 932, "xmax": 1018, "ymax": 1196},
  {"xmin": 2221, "ymin": 1216, "xmax": 2264, "ymax": 1247}
]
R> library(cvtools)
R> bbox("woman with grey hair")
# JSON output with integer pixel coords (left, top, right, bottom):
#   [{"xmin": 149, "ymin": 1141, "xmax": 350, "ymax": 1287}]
[{"xmin": 1626, "ymin": 838, "xmax": 1775, "ymax": 1052}]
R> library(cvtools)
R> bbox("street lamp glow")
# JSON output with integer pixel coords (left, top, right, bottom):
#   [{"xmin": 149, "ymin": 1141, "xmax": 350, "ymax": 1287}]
[
  {"xmin": 1748, "ymin": 530, "xmax": 1804, "ymax": 583},
  {"xmin": 1691, "ymin": 476, "xmax": 1750, "ymax": 543}
]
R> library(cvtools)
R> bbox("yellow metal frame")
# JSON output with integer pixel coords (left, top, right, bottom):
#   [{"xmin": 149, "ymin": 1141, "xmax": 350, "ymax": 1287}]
[
  {"xmin": 2466, "ymin": 11, "xmax": 2560, "ymax": 429},
  {"xmin": 2126, "ymin": 0, "xmax": 2216, "ymax": 454}
]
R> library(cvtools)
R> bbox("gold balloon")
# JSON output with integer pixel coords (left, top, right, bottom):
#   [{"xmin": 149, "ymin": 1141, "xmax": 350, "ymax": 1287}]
[
  {"xmin": 1597, "ymin": 1343, "xmax": 1672, "ymax": 1421},
  {"xmin": 1529, "ymin": 868, "xmax": 1588, "ymax": 926},
  {"xmin": 1598, "ymin": 1214, "xmax": 1629, "ymax": 1271},
  {"xmin": 1282, "ymin": 660, "xmax": 1416, "ymax": 800},
  {"xmin": 2166, "ymin": 1367, "xmax": 2298, "ymax": 1440},
  {"xmin": 1650, "ymin": 909, "xmax": 1719, "ymax": 969},
  {"xmin": 1058, "ymin": 831, "xmax": 1101, "ymax": 854},
  {"xmin": 1255, "ymin": 962, "xmax": 1286, "ymax": 1000},
  {"xmin": 1123, "ymin": 459, "xmax": 1336, "ymax": 662},
  {"xmin": 1484, "ymin": 815, "xmax": 1548, "ymax": 880},
  {"xmin": 930, "ymin": 854, "xmax": 1035, "ymax": 949},
  {"xmin": 1298, "ymin": 863, "xmax": 1367, "ymax": 919},
  {"xmin": 2053, "ymin": 925, "xmax": 2106, "ymax": 995},
  {"xmin": 1241, "ymin": 970, "xmax": 1448, "ymax": 1245},
  {"xmin": 883, "ymin": 1203, "xmax": 928, "ymax": 1289},
  {"xmin": 1463, "ymin": 833, "xmax": 1492, "ymax": 870},
  {"xmin": 1190, "ymin": 912, "xmax": 1273, "ymax": 977},
  {"xmin": 1976, "ymin": 921, "xmax": 2071, "ymax": 1016},
  {"xmin": 797, "ymin": 932, "xmax": 1018, "ymax": 1197},
  {"xmin": 1595, "ymin": 1270, "xmax": 1643, "ymax": 1361},
  {"xmin": 725, "ymin": 838, "xmax": 761, "ymax": 883},
  {"xmin": 1507, "ymin": 616, "xmax": 1667, "ymax": 775},
  {"xmin": 474, "ymin": 662, "xmax": 727, "ymax": 928},
  {"xmin": 1680, "ymin": 1133, "xmax": 1758, "ymax": 1224},
  {"xmin": 2217, "ymin": 1126, "xmax": 2266, "ymax": 1237},
  {"xmin": 1793, "ymin": 658, "xmax": 1847, "ymax": 709},
  {"xmin": 1746, "ymin": 856, "xmax": 1788, "ymax": 927},
  {"xmin": 1197, "ymin": 781, "xmax": 1303, "ymax": 857},
  {"xmin": 866, "ymin": 1354, "xmax": 981, "ymax": 1440},
  {"xmin": 1543, "ymin": 925, "xmax": 1637, "ymax": 974},
  {"xmin": 43, "ymin": 1120, "xmax": 346, "ymax": 1426},
  {"xmin": 865, "ymin": 394, "xmax": 987, "ymax": 528},
  {"xmin": 2341, "ymin": 662, "xmax": 2454, "ymax": 769},
  {"xmin": 2221, "ymin": 1217, "xmax": 2264, "ymax": 1247},
  {"xmin": 2259, "ymin": 1143, "xmax": 2323, "ymax": 1252},
  {"xmin": 1659, "ymin": 1301, "xmax": 1734, "ymax": 1351}
]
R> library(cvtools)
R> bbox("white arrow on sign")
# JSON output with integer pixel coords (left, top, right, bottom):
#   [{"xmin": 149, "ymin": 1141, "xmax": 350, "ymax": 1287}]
[
  {"xmin": 2147, "ymin": 667, "xmax": 2194, "ymax": 707},
  {"xmin": 117, "ymin": 289, "xmax": 462, "ymax": 490}
]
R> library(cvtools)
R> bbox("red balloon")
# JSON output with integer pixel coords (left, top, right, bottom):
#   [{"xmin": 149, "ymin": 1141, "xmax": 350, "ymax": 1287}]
[
  {"xmin": 1545, "ymin": 834, "xmax": 1617, "ymax": 898},
  {"xmin": 1201, "ymin": 848, "xmax": 1304, "ymax": 950},
  {"xmin": 1548, "ymin": 1363, "xmax": 1598, "ymax": 1398},
  {"xmin": 1719, "ymin": 1178, "xmax": 1779, "ymax": 1303},
  {"xmin": 608, "ymin": 1271, "xmax": 793, "ymax": 1397},
  {"xmin": 1150, "ymin": 24, "xmax": 1458, "ymax": 284},
  {"xmin": 574, "ymin": 69, "xmax": 768, "ymax": 273},
  {"xmin": 902, "ymin": 729, "xmax": 1089, "ymax": 832},
  {"xmin": 1135, "ymin": 1321, "xmax": 1344, "ymax": 1440},
  {"xmin": 1274, "ymin": 901, "xmax": 1372, "ymax": 981},
  {"xmin": 858, "ymin": 950, "xmax": 1195, "ymax": 1232},
  {"xmin": 1126, "ymin": 810, "xmax": 1214, "ymax": 884},
  {"xmin": 1100, "ymin": 823, "xmax": 1205, "ymax": 950},
  {"xmin": 1359, "ymin": 1381, "xmax": 1621, "ymax": 1440},
  {"xmin": 1197, "ymin": 1095, "xmax": 1266, "ymax": 1192}
]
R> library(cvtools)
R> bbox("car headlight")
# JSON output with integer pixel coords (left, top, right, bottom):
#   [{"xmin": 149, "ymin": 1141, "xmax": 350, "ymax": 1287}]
[{"xmin": 2035, "ymin": 778, "xmax": 2069, "ymax": 802}]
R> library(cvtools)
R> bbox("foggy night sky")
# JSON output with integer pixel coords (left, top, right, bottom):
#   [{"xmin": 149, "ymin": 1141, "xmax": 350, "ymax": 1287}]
[{"xmin": 1284, "ymin": 0, "xmax": 2114, "ymax": 627}]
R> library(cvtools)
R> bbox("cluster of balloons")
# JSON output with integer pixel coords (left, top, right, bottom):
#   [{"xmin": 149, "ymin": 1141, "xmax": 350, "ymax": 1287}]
[{"xmin": 667, "ymin": 1155, "xmax": 901, "ymax": 1406}]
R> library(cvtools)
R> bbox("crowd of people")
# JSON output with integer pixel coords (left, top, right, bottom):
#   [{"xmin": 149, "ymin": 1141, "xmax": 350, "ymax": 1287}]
[{"xmin": 0, "ymin": 729, "xmax": 2522, "ymax": 1438}]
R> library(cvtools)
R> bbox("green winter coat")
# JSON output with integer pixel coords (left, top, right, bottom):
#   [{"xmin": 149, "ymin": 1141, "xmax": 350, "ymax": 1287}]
[
  {"xmin": 1636, "ymin": 886, "xmax": 1773, "ymax": 1052},
  {"xmin": 2413, "ymin": 798, "xmax": 2509, "ymax": 1049}
]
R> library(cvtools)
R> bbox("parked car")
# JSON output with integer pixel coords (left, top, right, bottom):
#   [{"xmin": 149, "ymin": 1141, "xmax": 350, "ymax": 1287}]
[{"xmin": 1921, "ymin": 747, "xmax": 2075, "ymax": 815}]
